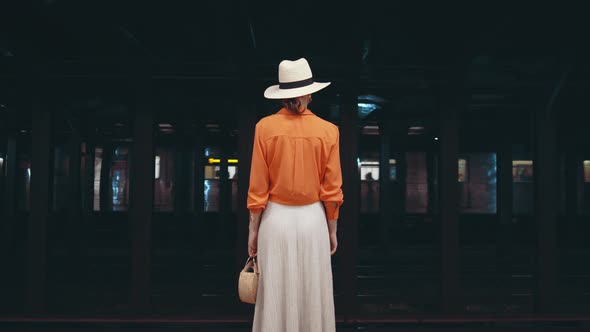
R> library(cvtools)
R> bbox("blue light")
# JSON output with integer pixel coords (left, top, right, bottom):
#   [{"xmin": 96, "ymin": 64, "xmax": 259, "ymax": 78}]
[
  {"xmin": 358, "ymin": 103, "xmax": 378, "ymax": 118},
  {"xmin": 204, "ymin": 180, "xmax": 211, "ymax": 211},
  {"xmin": 358, "ymin": 103, "xmax": 377, "ymax": 110}
]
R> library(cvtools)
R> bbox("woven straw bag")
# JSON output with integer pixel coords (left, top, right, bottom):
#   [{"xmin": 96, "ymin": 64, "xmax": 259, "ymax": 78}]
[{"xmin": 238, "ymin": 256, "xmax": 259, "ymax": 304}]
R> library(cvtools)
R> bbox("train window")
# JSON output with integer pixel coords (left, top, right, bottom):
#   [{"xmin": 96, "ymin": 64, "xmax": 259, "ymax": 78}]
[
  {"xmin": 80, "ymin": 143, "xmax": 91, "ymax": 211},
  {"xmin": 155, "ymin": 156, "xmax": 161, "ymax": 179},
  {"xmin": 229, "ymin": 163, "xmax": 238, "ymax": 212},
  {"xmin": 513, "ymin": 160, "xmax": 533, "ymax": 182},
  {"xmin": 583, "ymin": 160, "xmax": 590, "ymax": 183},
  {"xmin": 110, "ymin": 147, "xmax": 130, "ymax": 211},
  {"xmin": 203, "ymin": 157, "xmax": 238, "ymax": 213},
  {"xmin": 92, "ymin": 146, "xmax": 131, "ymax": 211},
  {"xmin": 579, "ymin": 160, "xmax": 590, "ymax": 214},
  {"xmin": 389, "ymin": 159, "xmax": 397, "ymax": 181},
  {"xmin": 154, "ymin": 147, "xmax": 175, "ymax": 211},
  {"xmin": 359, "ymin": 125, "xmax": 380, "ymax": 214},
  {"xmin": 459, "ymin": 153, "xmax": 497, "ymax": 214},
  {"xmin": 359, "ymin": 158, "xmax": 398, "ymax": 214},
  {"xmin": 405, "ymin": 151, "xmax": 429, "ymax": 213},
  {"xmin": 16, "ymin": 151, "xmax": 31, "ymax": 211},
  {"xmin": 458, "ymin": 158, "xmax": 468, "ymax": 182},
  {"xmin": 203, "ymin": 147, "xmax": 220, "ymax": 212},
  {"xmin": 360, "ymin": 160, "xmax": 379, "ymax": 180},
  {"xmin": 513, "ymin": 159, "xmax": 534, "ymax": 214},
  {"xmin": 360, "ymin": 159, "xmax": 379, "ymax": 213},
  {"xmin": 0, "ymin": 151, "xmax": 4, "ymax": 206},
  {"xmin": 204, "ymin": 163, "xmax": 220, "ymax": 212},
  {"xmin": 0, "ymin": 154, "xmax": 4, "ymax": 175},
  {"xmin": 93, "ymin": 147, "xmax": 103, "ymax": 211}
]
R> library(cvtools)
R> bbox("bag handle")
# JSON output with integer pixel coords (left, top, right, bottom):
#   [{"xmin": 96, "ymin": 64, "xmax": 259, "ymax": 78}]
[{"xmin": 243, "ymin": 256, "xmax": 259, "ymax": 274}]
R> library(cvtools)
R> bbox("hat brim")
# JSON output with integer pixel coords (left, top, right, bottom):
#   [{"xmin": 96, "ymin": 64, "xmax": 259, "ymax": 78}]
[{"xmin": 264, "ymin": 82, "xmax": 331, "ymax": 99}]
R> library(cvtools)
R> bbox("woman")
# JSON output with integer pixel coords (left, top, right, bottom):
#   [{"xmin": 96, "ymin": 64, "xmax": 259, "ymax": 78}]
[{"xmin": 247, "ymin": 58, "xmax": 343, "ymax": 332}]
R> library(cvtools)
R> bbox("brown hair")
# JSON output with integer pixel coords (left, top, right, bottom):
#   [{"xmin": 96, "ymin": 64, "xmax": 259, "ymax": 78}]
[
  {"xmin": 281, "ymin": 98, "xmax": 302, "ymax": 114},
  {"xmin": 281, "ymin": 95, "xmax": 310, "ymax": 114}
]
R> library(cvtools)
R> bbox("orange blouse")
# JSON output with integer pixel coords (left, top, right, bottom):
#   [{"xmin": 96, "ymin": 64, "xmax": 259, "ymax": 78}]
[{"xmin": 247, "ymin": 108, "xmax": 344, "ymax": 220}]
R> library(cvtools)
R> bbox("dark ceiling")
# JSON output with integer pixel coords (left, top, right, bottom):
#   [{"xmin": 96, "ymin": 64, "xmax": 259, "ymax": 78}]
[
  {"xmin": 0, "ymin": 1, "xmax": 589, "ymax": 136},
  {"xmin": 0, "ymin": 0, "xmax": 356, "ymax": 62},
  {"xmin": 1, "ymin": 1, "xmax": 585, "ymax": 62}
]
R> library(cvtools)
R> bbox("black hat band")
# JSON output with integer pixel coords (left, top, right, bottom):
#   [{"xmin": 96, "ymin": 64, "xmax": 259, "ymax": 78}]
[{"xmin": 279, "ymin": 78, "xmax": 314, "ymax": 90}]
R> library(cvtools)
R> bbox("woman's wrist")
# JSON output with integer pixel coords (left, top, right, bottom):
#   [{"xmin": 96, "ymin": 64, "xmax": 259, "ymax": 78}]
[
  {"xmin": 249, "ymin": 212, "xmax": 260, "ymax": 223},
  {"xmin": 249, "ymin": 212, "xmax": 261, "ymax": 232}
]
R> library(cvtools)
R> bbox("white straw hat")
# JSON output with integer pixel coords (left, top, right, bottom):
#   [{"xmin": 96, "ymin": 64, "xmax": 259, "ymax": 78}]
[{"xmin": 264, "ymin": 58, "xmax": 331, "ymax": 99}]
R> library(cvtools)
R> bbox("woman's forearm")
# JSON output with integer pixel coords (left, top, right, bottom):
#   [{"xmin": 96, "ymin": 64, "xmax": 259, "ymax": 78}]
[
  {"xmin": 327, "ymin": 219, "xmax": 337, "ymax": 234},
  {"xmin": 249, "ymin": 212, "xmax": 261, "ymax": 232}
]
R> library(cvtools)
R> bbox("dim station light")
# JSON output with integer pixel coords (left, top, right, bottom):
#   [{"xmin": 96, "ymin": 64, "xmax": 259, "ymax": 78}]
[
  {"xmin": 408, "ymin": 126, "xmax": 425, "ymax": 135},
  {"xmin": 208, "ymin": 158, "xmax": 238, "ymax": 164},
  {"xmin": 513, "ymin": 160, "xmax": 533, "ymax": 166}
]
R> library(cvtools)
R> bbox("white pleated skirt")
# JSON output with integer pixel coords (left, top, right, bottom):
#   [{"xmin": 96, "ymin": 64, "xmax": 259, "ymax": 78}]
[{"xmin": 252, "ymin": 201, "xmax": 336, "ymax": 332}]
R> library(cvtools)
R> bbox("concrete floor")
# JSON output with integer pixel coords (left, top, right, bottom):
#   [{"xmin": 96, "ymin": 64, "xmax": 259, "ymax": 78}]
[{"xmin": 2, "ymin": 322, "xmax": 590, "ymax": 332}]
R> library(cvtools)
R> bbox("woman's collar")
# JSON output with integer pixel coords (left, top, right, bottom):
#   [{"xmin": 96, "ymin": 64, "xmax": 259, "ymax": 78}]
[{"xmin": 277, "ymin": 108, "xmax": 314, "ymax": 115}]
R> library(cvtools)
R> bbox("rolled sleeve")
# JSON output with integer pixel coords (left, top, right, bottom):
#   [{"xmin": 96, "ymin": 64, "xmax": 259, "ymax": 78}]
[
  {"xmin": 320, "ymin": 130, "xmax": 344, "ymax": 220},
  {"xmin": 323, "ymin": 201, "xmax": 341, "ymax": 220},
  {"xmin": 247, "ymin": 123, "xmax": 270, "ymax": 215}
]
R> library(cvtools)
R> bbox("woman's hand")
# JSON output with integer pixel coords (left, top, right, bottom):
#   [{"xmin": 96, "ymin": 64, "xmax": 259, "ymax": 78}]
[
  {"xmin": 327, "ymin": 219, "xmax": 338, "ymax": 255},
  {"xmin": 248, "ymin": 230, "xmax": 258, "ymax": 257},
  {"xmin": 329, "ymin": 232, "xmax": 338, "ymax": 255}
]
